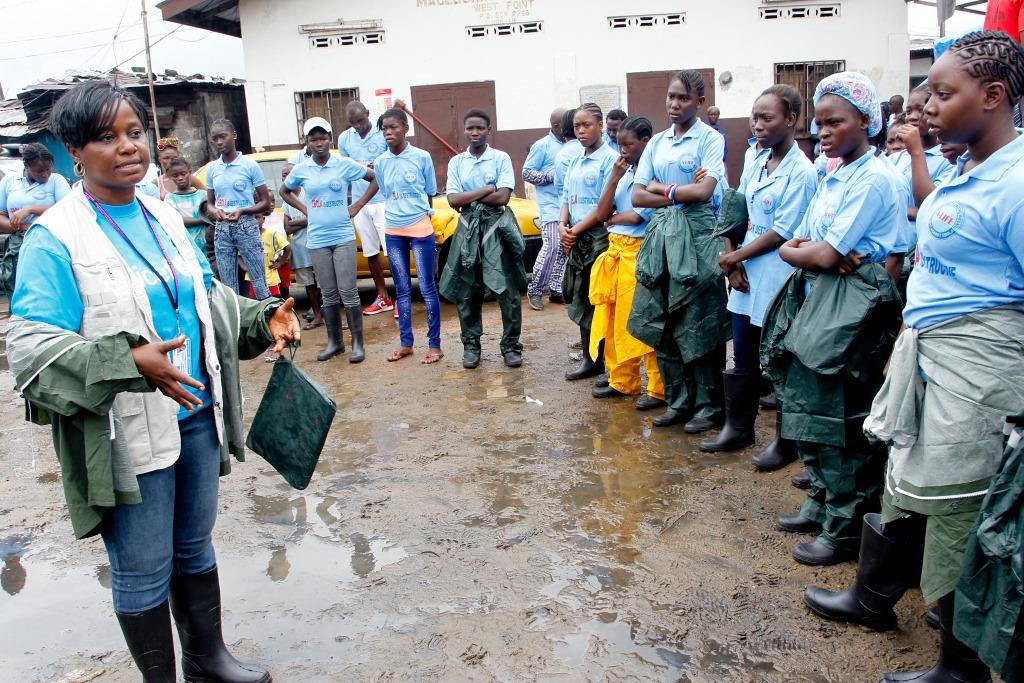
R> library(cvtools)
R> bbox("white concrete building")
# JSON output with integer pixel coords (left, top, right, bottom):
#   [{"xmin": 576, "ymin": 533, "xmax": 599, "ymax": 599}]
[{"xmin": 162, "ymin": 0, "xmax": 909, "ymax": 187}]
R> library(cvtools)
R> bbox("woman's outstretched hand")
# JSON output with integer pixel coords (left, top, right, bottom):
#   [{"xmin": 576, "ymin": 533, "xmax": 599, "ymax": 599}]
[
  {"xmin": 269, "ymin": 298, "xmax": 301, "ymax": 353},
  {"xmin": 130, "ymin": 336, "xmax": 204, "ymax": 412}
]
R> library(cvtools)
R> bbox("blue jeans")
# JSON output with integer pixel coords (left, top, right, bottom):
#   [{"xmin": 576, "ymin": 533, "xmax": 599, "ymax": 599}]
[
  {"xmin": 730, "ymin": 313, "xmax": 761, "ymax": 375},
  {"xmin": 100, "ymin": 408, "xmax": 220, "ymax": 614},
  {"xmin": 214, "ymin": 215, "xmax": 271, "ymax": 300},
  {"xmin": 385, "ymin": 233, "xmax": 441, "ymax": 349}
]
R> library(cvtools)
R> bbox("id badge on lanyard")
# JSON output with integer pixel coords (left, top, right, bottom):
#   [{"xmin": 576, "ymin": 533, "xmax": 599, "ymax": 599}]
[{"xmin": 170, "ymin": 331, "xmax": 191, "ymax": 375}]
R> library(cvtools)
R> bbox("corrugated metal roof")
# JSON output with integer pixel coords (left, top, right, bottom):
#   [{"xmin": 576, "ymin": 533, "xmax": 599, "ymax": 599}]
[{"xmin": 20, "ymin": 68, "xmax": 244, "ymax": 92}]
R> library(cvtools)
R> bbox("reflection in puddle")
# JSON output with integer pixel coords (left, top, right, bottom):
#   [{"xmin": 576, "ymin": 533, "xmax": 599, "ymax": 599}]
[
  {"xmin": 1, "ymin": 534, "xmax": 32, "ymax": 596},
  {"xmin": 262, "ymin": 533, "xmax": 408, "ymax": 584}
]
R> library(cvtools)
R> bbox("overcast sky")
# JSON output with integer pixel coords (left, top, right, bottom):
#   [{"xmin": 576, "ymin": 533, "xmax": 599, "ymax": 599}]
[
  {"xmin": 0, "ymin": 1, "xmax": 990, "ymax": 98},
  {"xmin": 0, "ymin": 0, "xmax": 245, "ymax": 96}
]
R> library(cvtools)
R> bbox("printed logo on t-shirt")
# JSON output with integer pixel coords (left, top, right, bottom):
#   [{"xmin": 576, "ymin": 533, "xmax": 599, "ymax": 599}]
[
  {"xmin": 760, "ymin": 195, "xmax": 776, "ymax": 213},
  {"xmin": 485, "ymin": 174, "xmax": 497, "ymax": 185},
  {"xmin": 819, "ymin": 205, "xmax": 837, "ymax": 229},
  {"xmin": 232, "ymin": 179, "xmax": 247, "ymax": 192},
  {"xmin": 678, "ymin": 155, "xmax": 697, "ymax": 173},
  {"xmin": 404, "ymin": 170, "xmax": 417, "ymax": 184},
  {"xmin": 929, "ymin": 202, "xmax": 965, "ymax": 240},
  {"xmin": 368, "ymin": 142, "xmax": 384, "ymax": 155},
  {"xmin": 329, "ymin": 179, "xmax": 343, "ymax": 192},
  {"xmin": 583, "ymin": 172, "xmax": 598, "ymax": 187}
]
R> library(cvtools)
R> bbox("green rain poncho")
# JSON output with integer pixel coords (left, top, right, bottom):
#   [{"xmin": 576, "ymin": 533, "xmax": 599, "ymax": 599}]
[
  {"xmin": 760, "ymin": 263, "xmax": 902, "ymax": 446},
  {"xmin": 439, "ymin": 202, "xmax": 526, "ymax": 354},
  {"xmin": 562, "ymin": 224, "xmax": 609, "ymax": 331},
  {"xmin": 627, "ymin": 203, "xmax": 730, "ymax": 362},
  {"xmin": 955, "ymin": 418, "xmax": 1024, "ymax": 681}
]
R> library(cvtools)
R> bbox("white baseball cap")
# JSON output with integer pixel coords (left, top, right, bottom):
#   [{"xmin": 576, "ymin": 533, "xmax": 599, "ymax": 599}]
[{"xmin": 302, "ymin": 116, "xmax": 332, "ymax": 136}]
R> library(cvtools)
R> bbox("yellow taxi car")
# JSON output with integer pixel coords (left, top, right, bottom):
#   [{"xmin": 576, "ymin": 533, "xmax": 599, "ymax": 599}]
[{"xmin": 197, "ymin": 149, "xmax": 542, "ymax": 279}]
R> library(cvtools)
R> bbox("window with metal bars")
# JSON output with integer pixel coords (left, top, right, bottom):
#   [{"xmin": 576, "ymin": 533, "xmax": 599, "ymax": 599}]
[
  {"xmin": 607, "ymin": 13, "xmax": 685, "ymax": 29},
  {"xmin": 307, "ymin": 31, "xmax": 385, "ymax": 49},
  {"xmin": 760, "ymin": 4, "xmax": 840, "ymax": 20},
  {"xmin": 294, "ymin": 88, "xmax": 359, "ymax": 141},
  {"xmin": 465, "ymin": 21, "xmax": 544, "ymax": 38},
  {"xmin": 774, "ymin": 60, "xmax": 846, "ymax": 135}
]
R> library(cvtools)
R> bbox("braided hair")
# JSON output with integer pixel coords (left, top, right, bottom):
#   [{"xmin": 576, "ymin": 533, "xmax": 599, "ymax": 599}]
[
  {"xmin": 670, "ymin": 70, "xmax": 706, "ymax": 97},
  {"xmin": 948, "ymin": 30, "xmax": 1024, "ymax": 103},
  {"xmin": 577, "ymin": 102, "xmax": 603, "ymax": 123},
  {"xmin": 618, "ymin": 115, "xmax": 653, "ymax": 141}
]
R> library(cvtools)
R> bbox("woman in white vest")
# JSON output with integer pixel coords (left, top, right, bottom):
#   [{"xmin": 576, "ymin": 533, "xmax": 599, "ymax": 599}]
[{"xmin": 7, "ymin": 82, "xmax": 298, "ymax": 682}]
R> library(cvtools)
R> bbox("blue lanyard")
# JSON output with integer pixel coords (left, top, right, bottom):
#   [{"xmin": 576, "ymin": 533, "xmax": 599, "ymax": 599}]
[{"xmin": 85, "ymin": 191, "xmax": 180, "ymax": 312}]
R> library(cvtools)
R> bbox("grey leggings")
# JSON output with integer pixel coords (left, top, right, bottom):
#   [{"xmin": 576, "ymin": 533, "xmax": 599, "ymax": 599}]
[{"xmin": 310, "ymin": 241, "xmax": 360, "ymax": 309}]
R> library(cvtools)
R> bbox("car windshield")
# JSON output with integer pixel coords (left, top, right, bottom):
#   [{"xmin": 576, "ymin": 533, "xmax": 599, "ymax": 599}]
[{"xmin": 258, "ymin": 159, "xmax": 289, "ymax": 199}]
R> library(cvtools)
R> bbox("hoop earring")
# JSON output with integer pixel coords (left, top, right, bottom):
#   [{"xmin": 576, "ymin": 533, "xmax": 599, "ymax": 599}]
[{"xmin": 73, "ymin": 160, "xmax": 85, "ymax": 177}]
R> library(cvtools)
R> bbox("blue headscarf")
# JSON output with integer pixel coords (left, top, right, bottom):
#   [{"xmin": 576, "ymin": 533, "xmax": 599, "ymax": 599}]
[{"xmin": 812, "ymin": 71, "xmax": 883, "ymax": 138}]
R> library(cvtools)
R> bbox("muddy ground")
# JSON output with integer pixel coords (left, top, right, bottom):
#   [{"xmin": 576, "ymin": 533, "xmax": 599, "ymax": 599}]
[{"xmin": 1, "ymin": 293, "xmax": 945, "ymax": 683}]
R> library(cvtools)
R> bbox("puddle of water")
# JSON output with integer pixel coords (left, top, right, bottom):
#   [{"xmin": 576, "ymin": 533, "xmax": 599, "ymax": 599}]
[{"xmin": 549, "ymin": 616, "xmax": 690, "ymax": 681}]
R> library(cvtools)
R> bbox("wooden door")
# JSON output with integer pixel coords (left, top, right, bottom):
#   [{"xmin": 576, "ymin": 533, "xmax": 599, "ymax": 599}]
[
  {"xmin": 626, "ymin": 69, "xmax": 716, "ymax": 129},
  {"xmin": 410, "ymin": 81, "xmax": 497, "ymax": 192}
]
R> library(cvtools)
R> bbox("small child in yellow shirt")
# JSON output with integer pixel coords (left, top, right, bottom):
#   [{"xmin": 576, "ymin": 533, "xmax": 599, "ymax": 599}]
[{"xmin": 243, "ymin": 212, "xmax": 290, "ymax": 298}]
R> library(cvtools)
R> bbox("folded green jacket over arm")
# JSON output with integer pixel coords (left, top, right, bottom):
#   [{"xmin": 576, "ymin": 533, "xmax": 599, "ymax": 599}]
[
  {"xmin": 759, "ymin": 263, "xmax": 902, "ymax": 447},
  {"xmin": 628, "ymin": 203, "xmax": 730, "ymax": 359},
  {"xmin": 439, "ymin": 202, "xmax": 526, "ymax": 303},
  {"xmin": 7, "ymin": 281, "xmax": 279, "ymax": 539}
]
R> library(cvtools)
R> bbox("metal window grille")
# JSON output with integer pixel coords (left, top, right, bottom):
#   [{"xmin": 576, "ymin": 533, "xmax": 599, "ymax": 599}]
[
  {"xmin": 759, "ymin": 4, "xmax": 840, "ymax": 20},
  {"xmin": 607, "ymin": 13, "xmax": 686, "ymax": 29},
  {"xmin": 465, "ymin": 21, "xmax": 545, "ymax": 37},
  {"xmin": 307, "ymin": 31, "xmax": 386, "ymax": 49},
  {"xmin": 294, "ymin": 88, "xmax": 359, "ymax": 141},
  {"xmin": 774, "ymin": 60, "xmax": 846, "ymax": 135}
]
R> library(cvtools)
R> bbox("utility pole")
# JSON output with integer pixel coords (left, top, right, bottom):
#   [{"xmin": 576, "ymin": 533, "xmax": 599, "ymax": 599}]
[{"xmin": 141, "ymin": 0, "xmax": 161, "ymax": 140}]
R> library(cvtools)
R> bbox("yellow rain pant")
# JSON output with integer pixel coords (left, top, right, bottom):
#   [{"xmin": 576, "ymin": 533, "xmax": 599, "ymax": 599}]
[{"xmin": 589, "ymin": 234, "xmax": 664, "ymax": 399}]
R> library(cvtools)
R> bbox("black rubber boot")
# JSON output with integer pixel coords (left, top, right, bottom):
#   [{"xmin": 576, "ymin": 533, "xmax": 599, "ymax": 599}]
[
  {"xmin": 804, "ymin": 514, "xmax": 925, "ymax": 631},
  {"xmin": 116, "ymin": 601, "xmax": 177, "ymax": 682},
  {"xmin": 653, "ymin": 409, "xmax": 688, "ymax": 427},
  {"xmin": 170, "ymin": 567, "xmax": 272, "ymax": 683},
  {"xmin": 316, "ymin": 304, "xmax": 344, "ymax": 361},
  {"xmin": 752, "ymin": 409, "xmax": 798, "ymax": 471},
  {"xmin": 566, "ymin": 329, "xmax": 604, "ymax": 381},
  {"xmin": 345, "ymin": 308, "xmax": 364, "ymax": 363},
  {"xmin": 880, "ymin": 593, "xmax": 991, "ymax": 683},
  {"xmin": 700, "ymin": 371, "xmax": 759, "ymax": 452},
  {"xmin": 792, "ymin": 470, "xmax": 811, "ymax": 489}
]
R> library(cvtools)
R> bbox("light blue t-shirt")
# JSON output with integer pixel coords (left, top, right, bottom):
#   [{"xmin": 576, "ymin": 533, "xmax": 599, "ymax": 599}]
[
  {"xmin": 889, "ymin": 146, "xmax": 956, "ymax": 252},
  {"xmin": 522, "ymin": 131, "xmax": 565, "ymax": 224},
  {"xmin": 0, "ymin": 173, "xmax": 71, "ymax": 223},
  {"xmin": 603, "ymin": 131, "xmax": 621, "ymax": 154},
  {"xmin": 903, "ymin": 136, "xmax": 1024, "ymax": 330},
  {"xmin": 283, "ymin": 155, "xmax": 367, "ymax": 249},
  {"xmin": 283, "ymin": 191, "xmax": 312, "ymax": 270},
  {"xmin": 794, "ymin": 149, "xmax": 906, "ymax": 264},
  {"xmin": 554, "ymin": 138, "xmax": 584, "ymax": 203},
  {"xmin": 445, "ymin": 145, "xmax": 515, "ymax": 194},
  {"xmin": 561, "ymin": 143, "xmax": 619, "ymax": 225},
  {"xmin": 727, "ymin": 142, "xmax": 817, "ymax": 326},
  {"xmin": 373, "ymin": 143, "xmax": 436, "ymax": 228},
  {"xmin": 207, "ymin": 154, "xmax": 266, "ymax": 211},
  {"xmin": 633, "ymin": 119, "xmax": 727, "ymax": 211},
  {"xmin": 609, "ymin": 167, "xmax": 653, "ymax": 238},
  {"xmin": 12, "ymin": 201, "xmax": 214, "ymax": 420},
  {"xmin": 338, "ymin": 126, "xmax": 388, "ymax": 205}
]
